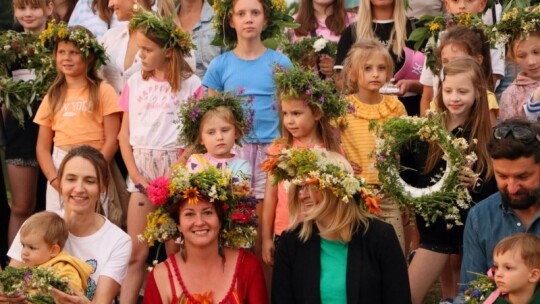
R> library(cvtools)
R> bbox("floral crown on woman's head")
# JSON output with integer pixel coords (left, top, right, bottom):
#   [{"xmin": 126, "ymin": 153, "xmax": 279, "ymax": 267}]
[
  {"xmin": 490, "ymin": 6, "xmax": 540, "ymax": 48},
  {"xmin": 261, "ymin": 146, "xmax": 381, "ymax": 213},
  {"xmin": 211, "ymin": 0, "xmax": 298, "ymax": 49},
  {"xmin": 39, "ymin": 20, "xmax": 108, "ymax": 69},
  {"xmin": 139, "ymin": 166, "xmax": 258, "ymax": 249},
  {"xmin": 273, "ymin": 64, "xmax": 353, "ymax": 120},
  {"xmin": 129, "ymin": 9, "xmax": 194, "ymax": 56},
  {"xmin": 178, "ymin": 91, "xmax": 255, "ymax": 152}
]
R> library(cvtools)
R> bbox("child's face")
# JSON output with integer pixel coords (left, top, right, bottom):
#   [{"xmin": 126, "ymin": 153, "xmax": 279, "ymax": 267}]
[
  {"xmin": 136, "ymin": 31, "xmax": 169, "ymax": 76},
  {"xmin": 494, "ymin": 250, "xmax": 539, "ymax": 295},
  {"xmin": 20, "ymin": 232, "xmax": 58, "ymax": 266},
  {"xmin": 355, "ymin": 53, "xmax": 388, "ymax": 93},
  {"xmin": 441, "ymin": 72, "xmax": 476, "ymax": 119},
  {"xmin": 55, "ymin": 41, "xmax": 88, "ymax": 78},
  {"xmin": 14, "ymin": 2, "xmax": 52, "ymax": 33},
  {"xmin": 200, "ymin": 115, "xmax": 237, "ymax": 159},
  {"xmin": 281, "ymin": 98, "xmax": 321, "ymax": 143},
  {"xmin": 444, "ymin": 0, "xmax": 487, "ymax": 15},
  {"xmin": 229, "ymin": 0, "xmax": 267, "ymax": 42},
  {"xmin": 441, "ymin": 44, "xmax": 477, "ymax": 66},
  {"xmin": 511, "ymin": 36, "xmax": 540, "ymax": 81}
]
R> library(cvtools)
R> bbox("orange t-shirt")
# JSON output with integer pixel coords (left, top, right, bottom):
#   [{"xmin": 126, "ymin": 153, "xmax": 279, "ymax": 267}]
[{"xmin": 34, "ymin": 83, "xmax": 121, "ymax": 148}]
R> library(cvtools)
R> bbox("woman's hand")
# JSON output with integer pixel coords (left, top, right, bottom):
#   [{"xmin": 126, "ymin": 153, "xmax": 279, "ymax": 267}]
[
  {"xmin": 51, "ymin": 288, "xmax": 90, "ymax": 304},
  {"xmin": 459, "ymin": 166, "xmax": 478, "ymax": 189},
  {"xmin": 262, "ymin": 237, "xmax": 275, "ymax": 266}
]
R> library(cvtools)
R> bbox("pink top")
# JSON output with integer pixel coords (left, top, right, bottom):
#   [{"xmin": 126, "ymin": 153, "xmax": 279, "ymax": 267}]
[
  {"xmin": 500, "ymin": 72, "xmax": 539, "ymax": 121},
  {"xmin": 290, "ymin": 12, "xmax": 357, "ymax": 42}
]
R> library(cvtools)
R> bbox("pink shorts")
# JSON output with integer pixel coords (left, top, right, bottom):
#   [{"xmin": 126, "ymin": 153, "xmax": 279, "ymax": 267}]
[{"xmin": 232, "ymin": 143, "xmax": 270, "ymax": 199}]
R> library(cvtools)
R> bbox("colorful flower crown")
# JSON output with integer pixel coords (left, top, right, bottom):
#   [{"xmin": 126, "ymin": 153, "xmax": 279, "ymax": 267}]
[
  {"xmin": 273, "ymin": 64, "xmax": 352, "ymax": 120},
  {"xmin": 0, "ymin": 266, "xmax": 72, "ymax": 302},
  {"xmin": 129, "ymin": 9, "xmax": 194, "ymax": 56},
  {"xmin": 408, "ymin": 13, "xmax": 486, "ymax": 74},
  {"xmin": 261, "ymin": 146, "xmax": 381, "ymax": 213},
  {"xmin": 139, "ymin": 166, "xmax": 258, "ymax": 249},
  {"xmin": 490, "ymin": 6, "xmax": 540, "ymax": 48},
  {"xmin": 39, "ymin": 20, "xmax": 108, "ymax": 69},
  {"xmin": 178, "ymin": 91, "xmax": 254, "ymax": 152},
  {"xmin": 282, "ymin": 36, "xmax": 338, "ymax": 67},
  {"xmin": 211, "ymin": 0, "xmax": 298, "ymax": 49}
]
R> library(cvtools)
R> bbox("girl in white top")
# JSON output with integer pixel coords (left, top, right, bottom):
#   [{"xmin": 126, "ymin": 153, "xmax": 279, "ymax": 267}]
[
  {"xmin": 117, "ymin": 9, "xmax": 203, "ymax": 304},
  {"xmin": 4, "ymin": 145, "xmax": 132, "ymax": 304}
]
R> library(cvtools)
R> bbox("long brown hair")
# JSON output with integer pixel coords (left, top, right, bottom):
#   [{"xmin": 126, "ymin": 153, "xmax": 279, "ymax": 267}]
[
  {"xmin": 294, "ymin": 0, "xmax": 348, "ymax": 37},
  {"xmin": 45, "ymin": 26, "xmax": 102, "ymax": 118},
  {"xmin": 91, "ymin": 0, "xmax": 114, "ymax": 25},
  {"xmin": 425, "ymin": 57, "xmax": 493, "ymax": 180},
  {"xmin": 435, "ymin": 26, "xmax": 494, "ymax": 91}
]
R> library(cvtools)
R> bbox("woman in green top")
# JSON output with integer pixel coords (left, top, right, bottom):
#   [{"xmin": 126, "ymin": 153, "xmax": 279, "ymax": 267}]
[{"xmin": 267, "ymin": 148, "xmax": 411, "ymax": 303}]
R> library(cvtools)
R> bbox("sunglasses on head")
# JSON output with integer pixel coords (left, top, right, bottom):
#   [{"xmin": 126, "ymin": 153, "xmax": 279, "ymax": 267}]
[{"xmin": 493, "ymin": 125, "xmax": 540, "ymax": 142}]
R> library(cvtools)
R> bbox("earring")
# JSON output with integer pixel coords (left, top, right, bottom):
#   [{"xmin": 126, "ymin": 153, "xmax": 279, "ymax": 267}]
[
  {"xmin": 132, "ymin": 3, "xmax": 140, "ymax": 12},
  {"xmin": 179, "ymin": 233, "xmax": 187, "ymax": 262}
]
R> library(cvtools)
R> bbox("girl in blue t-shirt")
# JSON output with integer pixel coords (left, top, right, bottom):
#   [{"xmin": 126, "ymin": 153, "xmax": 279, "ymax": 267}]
[{"xmin": 203, "ymin": 0, "xmax": 292, "ymax": 201}]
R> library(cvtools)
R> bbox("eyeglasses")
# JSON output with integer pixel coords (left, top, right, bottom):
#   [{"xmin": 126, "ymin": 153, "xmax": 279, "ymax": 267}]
[{"xmin": 493, "ymin": 125, "xmax": 540, "ymax": 142}]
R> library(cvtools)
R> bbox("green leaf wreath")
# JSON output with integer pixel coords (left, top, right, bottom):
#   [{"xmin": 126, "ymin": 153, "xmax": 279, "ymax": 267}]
[
  {"xmin": 0, "ymin": 31, "xmax": 56, "ymax": 127},
  {"xmin": 0, "ymin": 266, "xmax": 72, "ymax": 303},
  {"xmin": 369, "ymin": 112, "xmax": 475, "ymax": 228},
  {"xmin": 281, "ymin": 36, "xmax": 338, "ymax": 68}
]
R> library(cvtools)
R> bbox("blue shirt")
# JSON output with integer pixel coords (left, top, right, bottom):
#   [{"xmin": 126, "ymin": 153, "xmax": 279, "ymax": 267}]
[
  {"xmin": 203, "ymin": 49, "xmax": 292, "ymax": 143},
  {"xmin": 460, "ymin": 192, "xmax": 540, "ymax": 291}
]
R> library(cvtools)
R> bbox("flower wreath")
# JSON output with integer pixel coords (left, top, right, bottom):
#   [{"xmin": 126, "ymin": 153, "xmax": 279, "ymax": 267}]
[
  {"xmin": 39, "ymin": 19, "xmax": 108, "ymax": 69},
  {"xmin": 129, "ymin": 9, "xmax": 194, "ymax": 55},
  {"xmin": 211, "ymin": 0, "xmax": 298, "ymax": 49},
  {"xmin": 462, "ymin": 268, "xmax": 497, "ymax": 303},
  {"xmin": 369, "ymin": 112, "xmax": 475, "ymax": 228},
  {"xmin": 139, "ymin": 166, "xmax": 258, "ymax": 251},
  {"xmin": 281, "ymin": 36, "xmax": 338, "ymax": 67},
  {"xmin": 261, "ymin": 146, "xmax": 382, "ymax": 214},
  {"xmin": 0, "ymin": 30, "xmax": 56, "ymax": 126},
  {"xmin": 178, "ymin": 91, "xmax": 255, "ymax": 152},
  {"xmin": 408, "ymin": 13, "xmax": 486, "ymax": 74},
  {"xmin": 273, "ymin": 64, "xmax": 353, "ymax": 121},
  {"xmin": 490, "ymin": 6, "xmax": 540, "ymax": 48},
  {"xmin": 0, "ymin": 266, "xmax": 72, "ymax": 302}
]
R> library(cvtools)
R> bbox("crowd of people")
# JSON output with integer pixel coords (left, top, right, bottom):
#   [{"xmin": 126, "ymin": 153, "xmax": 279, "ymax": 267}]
[{"xmin": 0, "ymin": 0, "xmax": 540, "ymax": 303}]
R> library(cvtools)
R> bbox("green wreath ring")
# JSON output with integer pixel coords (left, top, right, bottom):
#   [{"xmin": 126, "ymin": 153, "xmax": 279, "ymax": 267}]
[{"xmin": 369, "ymin": 112, "xmax": 475, "ymax": 229}]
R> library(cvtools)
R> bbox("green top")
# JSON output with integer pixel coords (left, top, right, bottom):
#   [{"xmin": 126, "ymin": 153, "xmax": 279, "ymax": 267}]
[
  {"xmin": 320, "ymin": 238, "xmax": 348, "ymax": 304},
  {"xmin": 488, "ymin": 287, "xmax": 540, "ymax": 304}
]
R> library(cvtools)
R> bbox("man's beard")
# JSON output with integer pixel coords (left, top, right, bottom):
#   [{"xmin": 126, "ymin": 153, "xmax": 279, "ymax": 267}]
[{"xmin": 501, "ymin": 186, "xmax": 540, "ymax": 210}]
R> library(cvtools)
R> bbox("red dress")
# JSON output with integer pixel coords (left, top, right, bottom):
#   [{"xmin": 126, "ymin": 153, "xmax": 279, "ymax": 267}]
[{"xmin": 143, "ymin": 249, "xmax": 268, "ymax": 304}]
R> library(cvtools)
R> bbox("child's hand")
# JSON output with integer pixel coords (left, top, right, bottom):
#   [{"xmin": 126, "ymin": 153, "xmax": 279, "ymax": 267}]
[
  {"xmin": 0, "ymin": 293, "xmax": 26, "ymax": 303},
  {"xmin": 262, "ymin": 238, "xmax": 275, "ymax": 266},
  {"xmin": 459, "ymin": 166, "xmax": 478, "ymax": 189},
  {"xmin": 318, "ymin": 55, "xmax": 335, "ymax": 77},
  {"xmin": 51, "ymin": 288, "xmax": 90, "ymax": 304},
  {"xmin": 133, "ymin": 173, "xmax": 150, "ymax": 189},
  {"xmin": 350, "ymin": 161, "xmax": 363, "ymax": 176}
]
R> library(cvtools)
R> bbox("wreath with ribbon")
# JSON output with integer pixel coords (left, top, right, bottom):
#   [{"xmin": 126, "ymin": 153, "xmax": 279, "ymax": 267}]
[{"xmin": 369, "ymin": 112, "xmax": 475, "ymax": 228}]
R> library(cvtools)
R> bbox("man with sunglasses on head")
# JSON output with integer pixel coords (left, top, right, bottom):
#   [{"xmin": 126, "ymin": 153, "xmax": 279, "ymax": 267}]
[{"xmin": 459, "ymin": 117, "xmax": 540, "ymax": 294}]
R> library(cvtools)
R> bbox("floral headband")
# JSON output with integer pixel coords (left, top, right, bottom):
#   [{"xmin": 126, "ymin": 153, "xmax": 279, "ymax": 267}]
[
  {"xmin": 178, "ymin": 91, "xmax": 255, "ymax": 152},
  {"xmin": 273, "ymin": 64, "xmax": 353, "ymax": 120},
  {"xmin": 408, "ymin": 13, "xmax": 485, "ymax": 74},
  {"xmin": 139, "ymin": 166, "xmax": 258, "ymax": 249},
  {"xmin": 129, "ymin": 9, "xmax": 194, "ymax": 55},
  {"xmin": 211, "ymin": 0, "xmax": 298, "ymax": 49},
  {"xmin": 491, "ymin": 6, "xmax": 540, "ymax": 48},
  {"xmin": 261, "ymin": 146, "xmax": 381, "ymax": 213},
  {"xmin": 39, "ymin": 20, "xmax": 108, "ymax": 69}
]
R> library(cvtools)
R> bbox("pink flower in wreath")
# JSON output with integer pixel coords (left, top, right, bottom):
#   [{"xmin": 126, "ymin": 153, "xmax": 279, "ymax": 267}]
[{"xmin": 147, "ymin": 176, "xmax": 170, "ymax": 206}]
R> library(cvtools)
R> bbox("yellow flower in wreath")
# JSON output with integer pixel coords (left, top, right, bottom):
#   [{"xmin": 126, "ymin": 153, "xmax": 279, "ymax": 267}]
[{"xmin": 183, "ymin": 187, "xmax": 200, "ymax": 204}]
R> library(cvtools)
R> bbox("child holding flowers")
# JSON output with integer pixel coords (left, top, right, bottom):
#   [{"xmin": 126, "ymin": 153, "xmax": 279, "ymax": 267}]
[
  {"xmin": 3, "ymin": 0, "xmax": 54, "ymax": 249},
  {"xmin": 34, "ymin": 21, "xmax": 121, "ymax": 213},
  {"xmin": 117, "ymin": 9, "xmax": 203, "ymax": 303},
  {"xmin": 341, "ymin": 39, "xmax": 407, "ymax": 254},
  {"xmin": 204, "ymin": 0, "xmax": 294, "ymax": 202},
  {"xmin": 261, "ymin": 64, "xmax": 348, "ymax": 266},
  {"xmin": 177, "ymin": 92, "xmax": 254, "ymax": 180},
  {"xmin": 497, "ymin": 6, "xmax": 540, "ymax": 121}
]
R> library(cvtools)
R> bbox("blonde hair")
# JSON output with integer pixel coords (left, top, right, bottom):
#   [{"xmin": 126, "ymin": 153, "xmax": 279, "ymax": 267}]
[
  {"xmin": 342, "ymin": 39, "xmax": 394, "ymax": 93},
  {"xmin": 287, "ymin": 151, "xmax": 370, "ymax": 242},
  {"xmin": 355, "ymin": 0, "xmax": 406, "ymax": 60},
  {"xmin": 494, "ymin": 233, "xmax": 540, "ymax": 269},
  {"xmin": 427, "ymin": 57, "xmax": 493, "ymax": 180},
  {"xmin": 197, "ymin": 106, "xmax": 244, "ymax": 145},
  {"xmin": 278, "ymin": 96, "xmax": 342, "ymax": 153},
  {"xmin": 20, "ymin": 212, "xmax": 69, "ymax": 248}
]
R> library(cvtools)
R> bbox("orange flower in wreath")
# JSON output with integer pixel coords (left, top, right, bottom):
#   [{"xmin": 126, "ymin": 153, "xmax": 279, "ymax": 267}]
[{"xmin": 183, "ymin": 187, "xmax": 200, "ymax": 204}]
